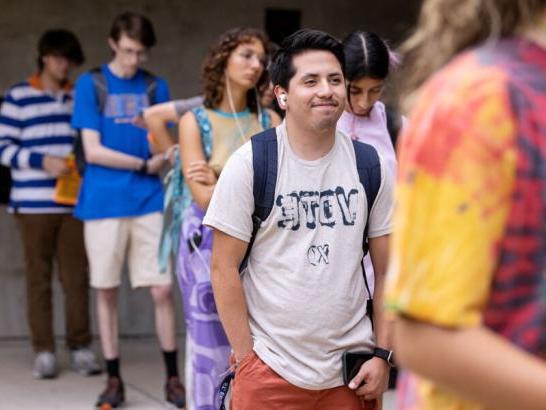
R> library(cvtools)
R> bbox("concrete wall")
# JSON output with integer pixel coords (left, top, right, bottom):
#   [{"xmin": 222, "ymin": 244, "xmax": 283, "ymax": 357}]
[
  {"xmin": 0, "ymin": 0, "xmax": 421, "ymax": 97},
  {"xmin": 0, "ymin": 0, "xmax": 421, "ymax": 339}
]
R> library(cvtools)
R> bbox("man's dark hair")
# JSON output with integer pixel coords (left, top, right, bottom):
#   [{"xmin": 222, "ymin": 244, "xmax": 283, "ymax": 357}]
[
  {"xmin": 37, "ymin": 29, "xmax": 85, "ymax": 71},
  {"xmin": 269, "ymin": 29, "xmax": 345, "ymax": 90},
  {"xmin": 109, "ymin": 11, "xmax": 156, "ymax": 48}
]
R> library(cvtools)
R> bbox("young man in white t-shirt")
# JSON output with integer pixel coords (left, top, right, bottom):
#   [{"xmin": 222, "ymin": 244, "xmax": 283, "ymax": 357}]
[{"xmin": 204, "ymin": 29, "xmax": 394, "ymax": 409}]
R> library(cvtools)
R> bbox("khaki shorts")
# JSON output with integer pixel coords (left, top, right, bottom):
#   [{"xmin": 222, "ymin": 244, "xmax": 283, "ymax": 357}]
[{"xmin": 84, "ymin": 212, "xmax": 171, "ymax": 289}]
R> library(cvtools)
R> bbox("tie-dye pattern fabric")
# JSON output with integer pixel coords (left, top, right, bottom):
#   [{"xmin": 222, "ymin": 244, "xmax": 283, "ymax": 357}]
[
  {"xmin": 177, "ymin": 202, "xmax": 231, "ymax": 410},
  {"xmin": 176, "ymin": 108, "xmax": 269, "ymax": 409},
  {"xmin": 386, "ymin": 37, "xmax": 546, "ymax": 410}
]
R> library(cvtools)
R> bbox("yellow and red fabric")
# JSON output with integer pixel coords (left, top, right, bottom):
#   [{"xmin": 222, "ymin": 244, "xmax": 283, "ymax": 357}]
[{"xmin": 386, "ymin": 37, "xmax": 546, "ymax": 410}]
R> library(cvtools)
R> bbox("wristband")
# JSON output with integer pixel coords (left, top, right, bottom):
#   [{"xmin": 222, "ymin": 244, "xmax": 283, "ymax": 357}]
[
  {"xmin": 137, "ymin": 159, "xmax": 148, "ymax": 174},
  {"xmin": 373, "ymin": 347, "xmax": 396, "ymax": 367}
]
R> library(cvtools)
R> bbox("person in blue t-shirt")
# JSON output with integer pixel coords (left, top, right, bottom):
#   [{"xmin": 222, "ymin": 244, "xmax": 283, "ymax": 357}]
[{"xmin": 71, "ymin": 11, "xmax": 185, "ymax": 409}]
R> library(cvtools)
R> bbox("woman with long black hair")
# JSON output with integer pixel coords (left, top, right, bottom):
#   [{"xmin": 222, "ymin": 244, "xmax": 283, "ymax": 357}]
[{"xmin": 338, "ymin": 31, "xmax": 401, "ymax": 319}]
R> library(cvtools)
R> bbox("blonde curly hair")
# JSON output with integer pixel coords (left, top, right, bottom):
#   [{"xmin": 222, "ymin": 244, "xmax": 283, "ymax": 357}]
[{"xmin": 400, "ymin": 0, "xmax": 546, "ymax": 109}]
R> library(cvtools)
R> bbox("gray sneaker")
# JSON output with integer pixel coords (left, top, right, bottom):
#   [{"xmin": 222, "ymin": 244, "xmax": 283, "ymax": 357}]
[
  {"xmin": 32, "ymin": 351, "xmax": 57, "ymax": 379},
  {"xmin": 70, "ymin": 347, "xmax": 102, "ymax": 376}
]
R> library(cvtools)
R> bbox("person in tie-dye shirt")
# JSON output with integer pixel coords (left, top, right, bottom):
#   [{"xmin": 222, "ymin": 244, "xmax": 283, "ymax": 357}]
[{"xmin": 386, "ymin": 1, "xmax": 546, "ymax": 410}]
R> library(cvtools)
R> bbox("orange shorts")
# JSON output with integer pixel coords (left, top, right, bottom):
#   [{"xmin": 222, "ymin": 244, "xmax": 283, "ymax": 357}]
[{"xmin": 231, "ymin": 351, "xmax": 363, "ymax": 410}]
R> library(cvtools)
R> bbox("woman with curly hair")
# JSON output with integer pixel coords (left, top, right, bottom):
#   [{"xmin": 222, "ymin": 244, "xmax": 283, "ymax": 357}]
[{"xmin": 176, "ymin": 27, "xmax": 280, "ymax": 409}]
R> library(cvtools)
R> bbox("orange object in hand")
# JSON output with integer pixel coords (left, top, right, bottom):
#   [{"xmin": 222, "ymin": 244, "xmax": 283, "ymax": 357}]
[{"xmin": 53, "ymin": 154, "xmax": 81, "ymax": 206}]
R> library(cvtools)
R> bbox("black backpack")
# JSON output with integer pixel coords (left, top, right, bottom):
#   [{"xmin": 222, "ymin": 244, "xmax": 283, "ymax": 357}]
[
  {"xmin": 218, "ymin": 129, "xmax": 392, "ymax": 405},
  {"xmin": 0, "ymin": 164, "xmax": 10, "ymax": 205},
  {"xmin": 238, "ymin": 128, "xmax": 400, "ymax": 389},
  {"xmin": 73, "ymin": 67, "xmax": 158, "ymax": 175},
  {"xmin": 385, "ymin": 106, "xmax": 403, "ymax": 149},
  {"xmin": 241, "ymin": 128, "xmax": 382, "ymax": 320},
  {"xmin": 0, "ymin": 97, "xmax": 11, "ymax": 205},
  {"xmin": 236, "ymin": 126, "xmax": 399, "ymax": 392}
]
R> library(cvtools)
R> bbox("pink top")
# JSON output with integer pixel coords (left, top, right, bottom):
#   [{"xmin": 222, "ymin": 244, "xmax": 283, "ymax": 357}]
[
  {"xmin": 337, "ymin": 101, "xmax": 399, "ymax": 295},
  {"xmin": 337, "ymin": 101, "xmax": 397, "ymax": 174}
]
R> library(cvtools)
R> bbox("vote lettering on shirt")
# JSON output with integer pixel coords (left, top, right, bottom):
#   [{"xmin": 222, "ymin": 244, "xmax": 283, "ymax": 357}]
[
  {"xmin": 104, "ymin": 94, "xmax": 149, "ymax": 119},
  {"xmin": 275, "ymin": 186, "xmax": 359, "ymax": 230}
]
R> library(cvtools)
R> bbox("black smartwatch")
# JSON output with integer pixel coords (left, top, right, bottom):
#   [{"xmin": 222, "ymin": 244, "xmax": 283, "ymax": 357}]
[{"xmin": 373, "ymin": 347, "xmax": 396, "ymax": 367}]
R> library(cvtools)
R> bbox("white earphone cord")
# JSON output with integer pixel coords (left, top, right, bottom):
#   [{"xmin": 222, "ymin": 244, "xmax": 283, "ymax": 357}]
[
  {"xmin": 225, "ymin": 74, "xmax": 248, "ymax": 142},
  {"xmin": 225, "ymin": 73, "xmax": 266, "ymax": 138},
  {"xmin": 254, "ymin": 87, "xmax": 264, "ymax": 127},
  {"xmin": 189, "ymin": 233, "xmax": 211, "ymax": 275}
]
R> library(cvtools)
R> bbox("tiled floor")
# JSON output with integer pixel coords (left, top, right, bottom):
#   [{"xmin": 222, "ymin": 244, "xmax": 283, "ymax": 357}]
[{"xmin": 0, "ymin": 338, "xmax": 396, "ymax": 409}]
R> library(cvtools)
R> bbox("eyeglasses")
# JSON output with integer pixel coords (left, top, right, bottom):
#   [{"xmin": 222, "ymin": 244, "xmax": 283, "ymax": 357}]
[
  {"xmin": 234, "ymin": 50, "xmax": 267, "ymax": 67},
  {"xmin": 117, "ymin": 46, "xmax": 148, "ymax": 62}
]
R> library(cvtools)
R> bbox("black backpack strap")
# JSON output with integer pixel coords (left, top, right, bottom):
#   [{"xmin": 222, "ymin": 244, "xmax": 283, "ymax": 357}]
[
  {"xmin": 0, "ymin": 97, "xmax": 11, "ymax": 204},
  {"xmin": 385, "ymin": 107, "xmax": 402, "ymax": 148},
  {"xmin": 352, "ymin": 140, "xmax": 381, "ymax": 250},
  {"xmin": 0, "ymin": 164, "xmax": 10, "ymax": 205},
  {"xmin": 352, "ymin": 139, "xmax": 382, "ymax": 329},
  {"xmin": 218, "ymin": 371, "xmax": 235, "ymax": 410},
  {"xmin": 73, "ymin": 67, "xmax": 106, "ymax": 175},
  {"xmin": 141, "ymin": 69, "xmax": 158, "ymax": 106},
  {"xmin": 89, "ymin": 67, "xmax": 157, "ymax": 113},
  {"xmin": 239, "ymin": 127, "xmax": 278, "ymax": 272},
  {"xmin": 89, "ymin": 67, "xmax": 108, "ymax": 112},
  {"xmin": 252, "ymin": 128, "xmax": 278, "ymax": 222}
]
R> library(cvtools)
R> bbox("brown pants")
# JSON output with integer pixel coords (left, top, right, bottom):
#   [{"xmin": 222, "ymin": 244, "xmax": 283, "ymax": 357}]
[{"xmin": 15, "ymin": 213, "xmax": 91, "ymax": 352}]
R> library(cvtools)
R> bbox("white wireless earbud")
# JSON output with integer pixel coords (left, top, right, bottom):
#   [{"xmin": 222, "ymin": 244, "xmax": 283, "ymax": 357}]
[{"xmin": 279, "ymin": 93, "xmax": 288, "ymax": 107}]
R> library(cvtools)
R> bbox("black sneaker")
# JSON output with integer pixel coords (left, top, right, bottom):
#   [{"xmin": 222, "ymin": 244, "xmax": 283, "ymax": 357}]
[
  {"xmin": 165, "ymin": 376, "xmax": 186, "ymax": 409},
  {"xmin": 96, "ymin": 377, "xmax": 125, "ymax": 409}
]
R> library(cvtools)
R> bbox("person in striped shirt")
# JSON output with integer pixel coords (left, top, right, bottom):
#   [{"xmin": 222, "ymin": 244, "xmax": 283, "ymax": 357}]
[{"xmin": 0, "ymin": 29, "xmax": 101, "ymax": 379}]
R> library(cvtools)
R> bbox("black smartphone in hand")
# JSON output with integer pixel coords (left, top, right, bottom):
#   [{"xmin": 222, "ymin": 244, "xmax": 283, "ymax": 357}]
[{"xmin": 342, "ymin": 351, "xmax": 375, "ymax": 386}]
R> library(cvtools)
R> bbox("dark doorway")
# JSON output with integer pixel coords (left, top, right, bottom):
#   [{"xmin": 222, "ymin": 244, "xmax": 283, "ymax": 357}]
[{"xmin": 265, "ymin": 8, "xmax": 301, "ymax": 46}]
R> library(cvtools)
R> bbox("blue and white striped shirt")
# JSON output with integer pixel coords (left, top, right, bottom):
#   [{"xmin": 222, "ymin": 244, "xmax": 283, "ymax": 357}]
[{"xmin": 0, "ymin": 75, "xmax": 76, "ymax": 213}]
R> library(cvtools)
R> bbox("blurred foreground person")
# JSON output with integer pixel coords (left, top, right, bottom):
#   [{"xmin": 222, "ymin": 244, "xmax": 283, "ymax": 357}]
[{"xmin": 386, "ymin": 1, "xmax": 546, "ymax": 409}]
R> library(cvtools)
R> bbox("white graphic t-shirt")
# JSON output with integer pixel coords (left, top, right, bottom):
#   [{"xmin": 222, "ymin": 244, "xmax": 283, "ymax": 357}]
[{"xmin": 203, "ymin": 121, "xmax": 394, "ymax": 389}]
